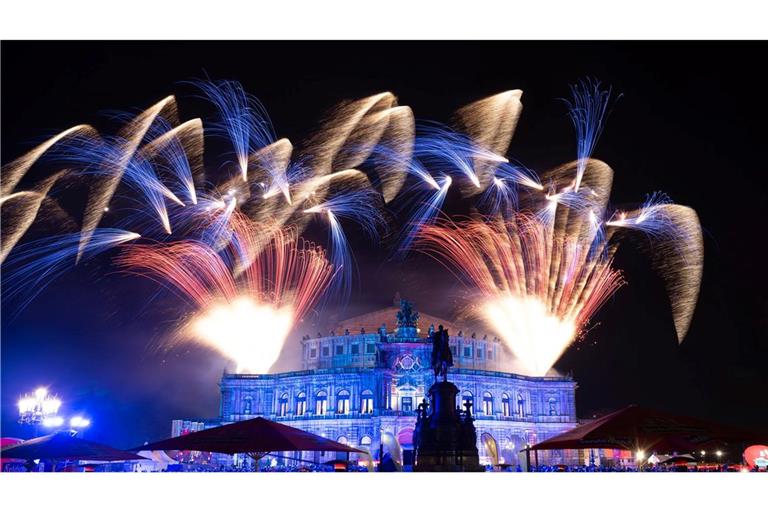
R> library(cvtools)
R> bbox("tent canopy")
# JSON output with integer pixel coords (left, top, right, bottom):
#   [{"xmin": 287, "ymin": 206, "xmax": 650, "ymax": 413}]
[
  {"xmin": 0, "ymin": 431, "xmax": 147, "ymax": 461},
  {"xmin": 1, "ymin": 437, "xmax": 27, "ymax": 464},
  {"xmin": 134, "ymin": 417, "xmax": 365, "ymax": 455},
  {"xmin": 529, "ymin": 405, "xmax": 768, "ymax": 453}
]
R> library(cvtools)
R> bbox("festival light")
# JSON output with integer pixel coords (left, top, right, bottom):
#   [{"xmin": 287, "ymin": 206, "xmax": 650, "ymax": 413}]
[
  {"xmin": 17, "ymin": 397, "xmax": 35, "ymax": 414},
  {"xmin": 41, "ymin": 398, "xmax": 62, "ymax": 416},
  {"xmin": 17, "ymin": 387, "xmax": 63, "ymax": 427},
  {"xmin": 69, "ymin": 416, "xmax": 91, "ymax": 428},
  {"xmin": 42, "ymin": 416, "xmax": 64, "ymax": 428},
  {"xmin": 17, "ymin": 386, "xmax": 64, "ymax": 436}
]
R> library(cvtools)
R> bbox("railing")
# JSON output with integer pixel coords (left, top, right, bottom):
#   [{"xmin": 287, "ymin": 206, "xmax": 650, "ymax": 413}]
[
  {"xmin": 223, "ymin": 367, "xmax": 575, "ymax": 384},
  {"xmin": 472, "ymin": 413, "xmax": 576, "ymax": 423},
  {"xmin": 378, "ymin": 409, "xmax": 417, "ymax": 417},
  {"xmin": 224, "ymin": 410, "xmax": 575, "ymax": 423},
  {"xmin": 269, "ymin": 411, "xmax": 377, "ymax": 421}
]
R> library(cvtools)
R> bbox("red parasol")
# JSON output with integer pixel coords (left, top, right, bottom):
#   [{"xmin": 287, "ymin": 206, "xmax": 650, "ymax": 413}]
[
  {"xmin": 134, "ymin": 416, "xmax": 364, "ymax": 459},
  {"xmin": 529, "ymin": 405, "xmax": 768, "ymax": 453}
]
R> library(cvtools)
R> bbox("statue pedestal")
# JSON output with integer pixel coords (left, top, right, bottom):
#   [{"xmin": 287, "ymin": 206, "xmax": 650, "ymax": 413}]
[
  {"xmin": 414, "ymin": 381, "xmax": 484, "ymax": 472},
  {"xmin": 395, "ymin": 326, "xmax": 418, "ymax": 338}
]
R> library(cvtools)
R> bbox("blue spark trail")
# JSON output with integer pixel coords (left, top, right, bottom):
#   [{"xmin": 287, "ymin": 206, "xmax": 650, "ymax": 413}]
[
  {"xmin": 2, "ymin": 229, "xmax": 140, "ymax": 314},
  {"xmin": 49, "ymin": 134, "xmax": 180, "ymax": 235},
  {"xmin": 563, "ymin": 79, "xmax": 619, "ymax": 191},
  {"xmin": 191, "ymin": 79, "xmax": 276, "ymax": 182},
  {"xmin": 304, "ymin": 188, "xmax": 385, "ymax": 307}
]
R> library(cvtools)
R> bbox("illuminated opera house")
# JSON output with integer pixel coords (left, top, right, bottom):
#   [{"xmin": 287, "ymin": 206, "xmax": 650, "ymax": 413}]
[{"xmin": 173, "ymin": 299, "xmax": 579, "ymax": 468}]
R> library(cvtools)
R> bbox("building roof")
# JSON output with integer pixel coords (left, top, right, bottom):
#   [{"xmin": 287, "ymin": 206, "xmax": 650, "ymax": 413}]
[{"xmin": 333, "ymin": 306, "xmax": 461, "ymax": 335}]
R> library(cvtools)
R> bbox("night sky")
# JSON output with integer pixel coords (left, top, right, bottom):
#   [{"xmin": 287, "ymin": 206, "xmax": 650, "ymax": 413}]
[{"xmin": 2, "ymin": 42, "xmax": 766, "ymax": 448}]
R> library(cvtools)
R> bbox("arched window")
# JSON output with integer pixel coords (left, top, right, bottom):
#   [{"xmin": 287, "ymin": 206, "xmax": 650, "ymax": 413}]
[
  {"xmin": 337, "ymin": 436, "xmax": 349, "ymax": 446},
  {"xmin": 482, "ymin": 392, "xmax": 493, "ymax": 416},
  {"xmin": 548, "ymin": 397, "xmax": 558, "ymax": 416},
  {"xmin": 242, "ymin": 396, "xmax": 253, "ymax": 415},
  {"xmin": 461, "ymin": 391, "xmax": 474, "ymax": 415},
  {"xmin": 296, "ymin": 392, "xmax": 307, "ymax": 415},
  {"xmin": 337, "ymin": 390, "xmax": 350, "ymax": 414},
  {"xmin": 278, "ymin": 393, "xmax": 289, "ymax": 416},
  {"xmin": 316, "ymin": 390, "xmax": 328, "ymax": 415},
  {"xmin": 360, "ymin": 435, "xmax": 372, "ymax": 446},
  {"xmin": 361, "ymin": 390, "xmax": 374, "ymax": 414},
  {"xmin": 517, "ymin": 393, "xmax": 525, "ymax": 417},
  {"xmin": 502, "ymin": 393, "xmax": 511, "ymax": 417}
]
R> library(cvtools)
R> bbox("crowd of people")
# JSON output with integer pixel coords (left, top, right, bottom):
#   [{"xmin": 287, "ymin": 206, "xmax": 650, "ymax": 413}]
[
  {"xmin": 526, "ymin": 464, "xmax": 760, "ymax": 472},
  {"xmin": 158, "ymin": 461, "xmax": 371, "ymax": 472}
]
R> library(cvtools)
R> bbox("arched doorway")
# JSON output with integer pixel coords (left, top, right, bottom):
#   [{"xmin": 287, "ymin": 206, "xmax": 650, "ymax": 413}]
[
  {"xmin": 381, "ymin": 431, "xmax": 403, "ymax": 469},
  {"xmin": 480, "ymin": 432, "xmax": 499, "ymax": 466}
]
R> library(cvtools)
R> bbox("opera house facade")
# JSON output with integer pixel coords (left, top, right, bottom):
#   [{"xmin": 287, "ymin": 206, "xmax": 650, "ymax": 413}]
[{"xmin": 173, "ymin": 299, "xmax": 579, "ymax": 469}]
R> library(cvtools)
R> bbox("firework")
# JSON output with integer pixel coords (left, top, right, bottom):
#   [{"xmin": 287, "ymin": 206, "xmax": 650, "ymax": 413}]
[
  {"xmin": 1, "ymin": 171, "xmax": 66, "ymax": 263},
  {"xmin": 1, "ymin": 78, "xmax": 703, "ymax": 379},
  {"xmin": 417, "ymin": 213, "xmax": 625, "ymax": 376},
  {"xmin": 139, "ymin": 117, "xmax": 205, "ymax": 206},
  {"xmin": 563, "ymin": 79, "xmax": 618, "ymax": 192},
  {"xmin": 453, "ymin": 90, "xmax": 523, "ymax": 193},
  {"xmin": 374, "ymin": 120, "xmax": 512, "ymax": 254},
  {"xmin": 303, "ymin": 92, "xmax": 413, "ymax": 204},
  {"xmin": 303, "ymin": 185, "xmax": 386, "ymax": 305},
  {"xmin": 78, "ymin": 95, "xmax": 179, "ymax": 261},
  {"xmin": 192, "ymin": 79, "xmax": 276, "ymax": 182},
  {"xmin": 606, "ymin": 194, "xmax": 704, "ymax": 341},
  {"xmin": 118, "ymin": 213, "xmax": 336, "ymax": 373},
  {"xmin": 0, "ymin": 84, "xmax": 395, "ymax": 299},
  {"xmin": 3, "ymin": 228, "xmax": 141, "ymax": 314},
  {"xmin": 413, "ymin": 81, "xmax": 703, "ymax": 376}
]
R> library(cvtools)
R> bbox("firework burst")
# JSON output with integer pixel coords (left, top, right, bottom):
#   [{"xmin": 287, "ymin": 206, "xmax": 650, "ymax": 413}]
[
  {"xmin": 118, "ymin": 213, "xmax": 336, "ymax": 373},
  {"xmin": 417, "ymin": 212, "xmax": 625, "ymax": 376}
]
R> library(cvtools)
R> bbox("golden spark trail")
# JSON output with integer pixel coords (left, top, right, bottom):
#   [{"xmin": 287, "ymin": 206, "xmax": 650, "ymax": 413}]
[{"xmin": 417, "ymin": 214, "xmax": 625, "ymax": 377}]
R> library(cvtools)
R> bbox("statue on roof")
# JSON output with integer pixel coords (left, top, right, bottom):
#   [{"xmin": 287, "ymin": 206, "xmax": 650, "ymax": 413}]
[{"xmin": 396, "ymin": 299, "xmax": 419, "ymax": 329}]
